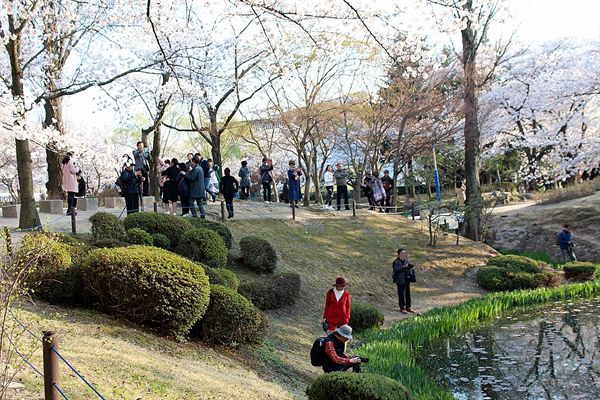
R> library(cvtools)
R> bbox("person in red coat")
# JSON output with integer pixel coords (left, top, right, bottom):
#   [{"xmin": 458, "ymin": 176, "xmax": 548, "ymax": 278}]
[{"xmin": 322, "ymin": 276, "xmax": 352, "ymax": 333}]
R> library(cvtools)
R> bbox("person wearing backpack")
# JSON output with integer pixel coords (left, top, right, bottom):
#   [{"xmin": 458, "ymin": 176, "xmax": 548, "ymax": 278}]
[
  {"xmin": 310, "ymin": 325, "xmax": 361, "ymax": 373},
  {"xmin": 322, "ymin": 276, "xmax": 352, "ymax": 333}
]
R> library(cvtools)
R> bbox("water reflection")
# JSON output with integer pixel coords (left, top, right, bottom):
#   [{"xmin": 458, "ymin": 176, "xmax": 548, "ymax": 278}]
[{"xmin": 418, "ymin": 298, "xmax": 600, "ymax": 400}]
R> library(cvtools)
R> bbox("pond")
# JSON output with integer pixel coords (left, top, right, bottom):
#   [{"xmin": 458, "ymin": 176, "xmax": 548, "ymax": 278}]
[{"xmin": 418, "ymin": 298, "xmax": 600, "ymax": 400}]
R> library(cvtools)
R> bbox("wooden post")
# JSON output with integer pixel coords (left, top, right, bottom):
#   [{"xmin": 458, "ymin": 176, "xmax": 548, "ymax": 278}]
[
  {"xmin": 220, "ymin": 200, "xmax": 225, "ymax": 222},
  {"xmin": 70, "ymin": 212, "xmax": 76, "ymax": 234},
  {"xmin": 291, "ymin": 202, "xmax": 296, "ymax": 220},
  {"xmin": 153, "ymin": 202, "xmax": 158, "ymax": 213},
  {"xmin": 352, "ymin": 200, "xmax": 356, "ymax": 217},
  {"xmin": 42, "ymin": 331, "xmax": 60, "ymax": 400},
  {"xmin": 411, "ymin": 203, "xmax": 415, "ymax": 221}
]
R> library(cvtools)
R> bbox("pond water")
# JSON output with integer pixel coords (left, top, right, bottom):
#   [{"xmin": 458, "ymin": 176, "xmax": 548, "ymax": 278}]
[{"xmin": 418, "ymin": 298, "xmax": 600, "ymax": 400}]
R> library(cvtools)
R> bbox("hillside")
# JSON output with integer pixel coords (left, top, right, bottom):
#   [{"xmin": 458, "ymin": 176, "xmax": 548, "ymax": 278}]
[{"xmin": 7, "ymin": 213, "xmax": 496, "ymax": 400}]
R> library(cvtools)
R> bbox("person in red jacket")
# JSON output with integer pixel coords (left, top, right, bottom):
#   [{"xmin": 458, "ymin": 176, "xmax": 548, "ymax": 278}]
[{"xmin": 322, "ymin": 276, "xmax": 352, "ymax": 333}]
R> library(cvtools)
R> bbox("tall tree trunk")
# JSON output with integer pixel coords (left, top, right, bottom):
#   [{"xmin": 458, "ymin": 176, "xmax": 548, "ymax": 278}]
[
  {"xmin": 462, "ymin": 1, "xmax": 483, "ymax": 241},
  {"xmin": 150, "ymin": 124, "xmax": 162, "ymax": 200},
  {"xmin": 43, "ymin": 96, "xmax": 64, "ymax": 200},
  {"xmin": 311, "ymin": 150, "xmax": 323, "ymax": 204},
  {"xmin": 210, "ymin": 133, "xmax": 222, "ymax": 178}
]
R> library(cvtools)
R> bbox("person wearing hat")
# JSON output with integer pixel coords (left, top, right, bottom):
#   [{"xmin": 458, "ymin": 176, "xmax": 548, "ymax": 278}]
[
  {"xmin": 287, "ymin": 160, "xmax": 302, "ymax": 208},
  {"xmin": 321, "ymin": 324, "xmax": 361, "ymax": 373},
  {"xmin": 322, "ymin": 276, "xmax": 352, "ymax": 333}
]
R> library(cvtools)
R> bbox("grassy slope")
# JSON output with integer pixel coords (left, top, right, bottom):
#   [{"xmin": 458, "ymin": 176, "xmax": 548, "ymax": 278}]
[{"xmin": 8, "ymin": 213, "xmax": 495, "ymax": 399}]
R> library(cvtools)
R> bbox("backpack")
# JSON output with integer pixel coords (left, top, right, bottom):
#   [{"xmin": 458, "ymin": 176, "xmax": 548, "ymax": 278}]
[
  {"xmin": 310, "ymin": 336, "xmax": 331, "ymax": 367},
  {"xmin": 115, "ymin": 176, "xmax": 127, "ymax": 197}
]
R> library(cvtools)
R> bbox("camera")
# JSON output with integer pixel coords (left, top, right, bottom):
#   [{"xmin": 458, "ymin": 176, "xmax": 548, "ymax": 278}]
[
  {"xmin": 351, "ymin": 356, "xmax": 369, "ymax": 373},
  {"xmin": 407, "ymin": 263, "xmax": 414, "ymax": 269}
]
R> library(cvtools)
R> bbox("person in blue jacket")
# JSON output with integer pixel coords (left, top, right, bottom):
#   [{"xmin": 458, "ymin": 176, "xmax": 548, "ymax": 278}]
[
  {"xmin": 557, "ymin": 224, "xmax": 576, "ymax": 262},
  {"xmin": 287, "ymin": 160, "xmax": 302, "ymax": 208}
]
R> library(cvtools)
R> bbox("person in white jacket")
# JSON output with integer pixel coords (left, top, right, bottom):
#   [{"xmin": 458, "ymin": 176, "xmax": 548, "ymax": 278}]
[{"xmin": 323, "ymin": 165, "xmax": 335, "ymax": 207}]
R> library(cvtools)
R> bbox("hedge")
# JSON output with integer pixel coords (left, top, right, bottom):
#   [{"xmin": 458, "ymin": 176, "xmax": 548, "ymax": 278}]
[
  {"xmin": 196, "ymin": 285, "xmax": 267, "ymax": 346},
  {"xmin": 151, "ymin": 233, "xmax": 171, "ymax": 249},
  {"xmin": 238, "ymin": 272, "xmax": 301, "ymax": 310},
  {"xmin": 563, "ymin": 262, "xmax": 597, "ymax": 281},
  {"xmin": 174, "ymin": 227, "xmax": 227, "ymax": 269},
  {"xmin": 306, "ymin": 372, "xmax": 413, "ymax": 400},
  {"xmin": 239, "ymin": 236, "xmax": 277, "ymax": 274},
  {"xmin": 187, "ymin": 218, "xmax": 233, "ymax": 249},
  {"xmin": 205, "ymin": 268, "xmax": 240, "ymax": 291},
  {"xmin": 123, "ymin": 212, "xmax": 190, "ymax": 248},
  {"xmin": 349, "ymin": 301, "xmax": 385, "ymax": 332},
  {"xmin": 477, "ymin": 255, "xmax": 560, "ymax": 291},
  {"xmin": 126, "ymin": 228, "xmax": 153, "ymax": 246},
  {"xmin": 91, "ymin": 238, "xmax": 130, "ymax": 248},
  {"xmin": 83, "ymin": 246, "xmax": 210, "ymax": 336},
  {"xmin": 89, "ymin": 212, "xmax": 125, "ymax": 241}
]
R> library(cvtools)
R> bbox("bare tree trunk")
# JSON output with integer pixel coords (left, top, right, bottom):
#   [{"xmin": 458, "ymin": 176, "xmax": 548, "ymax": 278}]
[
  {"xmin": 312, "ymin": 150, "xmax": 323, "ymax": 204},
  {"xmin": 43, "ymin": 96, "xmax": 64, "ymax": 200},
  {"xmin": 150, "ymin": 124, "xmax": 162, "ymax": 200}
]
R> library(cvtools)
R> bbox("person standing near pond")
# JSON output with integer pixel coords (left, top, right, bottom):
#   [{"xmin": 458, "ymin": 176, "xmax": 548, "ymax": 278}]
[
  {"xmin": 322, "ymin": 276, "xmax": 352, "ymax": 334},
  {"xmin": 393, "ymin": 248, "xmax": 416, "ymax": 314},
  {"xmin": 557, "ymin": 224, "xmax": 577, "ymax": 262}
]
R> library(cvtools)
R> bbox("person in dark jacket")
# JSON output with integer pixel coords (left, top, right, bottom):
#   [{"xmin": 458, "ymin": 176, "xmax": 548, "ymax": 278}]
[
  {"xmin": 185, "ymin": 156, "xmax": 206, "ymax": 218},
  {"xmin": 287, "ymin": 160, "xmax": 302, "ymax": 208},
  {"xmin": 381, "ymin": 170, "xmax": 394, "ymax": 212},
  {"xmin": 557, "ymin": 224, "xmax": 576, "ymax": 262},
  {"xmin": 132, "ymin": 141, "xmax": 150, "ymax": 196},
  {"xmin": 392, "ymin": 248, "xmax": 416, "ymax": 314},
  {"xmin": 260, "ymin": 157, "xmax": 274, "ymax": 203},
  {"xmin": 161, "ymin": 158, "xmax": 180, "ymax": 215},
  {"xmin": 175, "ymin": 163, "xmax": 191, "ymax": 216},
  {"xmin": 76, "ymin": 171, "xmax": 86, "ymax": 198},
  {"xmin": 121, "ymin": 163, "xmax": 141, "ymax": 214},
  {"xmin": 238, "ymin": 160, "xmax": 251, "ymax": 199},
  {"xmin": 321, "ymin": 325, "xmax": 361, "ymax": 373},
  {"xmin": 219, "ymin": 168, "xmax": 239, "ymax": 218},
  {"xmin": 333, "ymin": 163, "xmax": 350, "ymax": 211}
]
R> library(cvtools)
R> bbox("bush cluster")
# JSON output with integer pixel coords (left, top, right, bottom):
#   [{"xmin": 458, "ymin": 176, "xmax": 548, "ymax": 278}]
[
  {"xmin": 174, "ymin": 227, "xmax": 227, "ymax": 269},
  {"xmin": 306, "ymin": 372, "xmax": 414, "ymax": 400},
  {"xmin": 349, "ymin": 301, "xmax": 385, "ymax": 331},
  {"xmin": 123, "ymin": 212, "xmax": 190, "ymax": 248},
  {"xmin": 205, "ymin": 268, "xmax": 240, "ymax": 291},
  {"xmin": 196, "ymin": 285, "xmax": 267, "ymax": 346},
  {"xmin": 127, "ymin": 228, "xmax": 153, "ymax": 246},
  {"xmin": 188, "ymin": 218, "xmax": 232, "ymax": 249},
  {"xmin": 477, "ymin": 255, "xmax": 560, "ymax": 291},
  {"xmin": 89, "ymin": 212, "xmax": 125, "ymax": 241},
  {"xmin": 239, "ymin": 236, "xmax": 277, "ymax": 274},
  {"xmin": 83, "ymin": 246, "xmax": 210, "ymax": 336},
  {"xmin": 151, "ymin": 233, "xmax": 171, "ymax": 249},
  {"xmin": 91, "ymin": 238, "xmax": 129, "ymax": 248},
  {"xmin": 563, "ymin": 262, "xmax": 597, "ymax": 281},
  {"xmin": 238, "ymin": 272, "xmax": 300, "ymax": 310}
]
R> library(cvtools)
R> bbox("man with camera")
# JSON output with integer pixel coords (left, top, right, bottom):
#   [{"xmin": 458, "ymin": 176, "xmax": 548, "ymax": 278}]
[
  {"xmin": 319, "ymin": 325, "xmax": 365, "ymax": 373},
  {"xmin": 133, "ymin": 141, "xmax": 150, "ymax": 196},
  {"xmin": 557, "ymin": 224, "xmax": 577, "ymax": 262},
  {"xmin": 392, "ymin": 248, "xmax": 417, "ymax": 314}
]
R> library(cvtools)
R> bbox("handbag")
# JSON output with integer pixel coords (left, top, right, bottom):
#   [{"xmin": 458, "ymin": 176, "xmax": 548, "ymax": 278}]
[{"xmin": 408, "ymin": 268, "xmax": 416, "ymax": 283}]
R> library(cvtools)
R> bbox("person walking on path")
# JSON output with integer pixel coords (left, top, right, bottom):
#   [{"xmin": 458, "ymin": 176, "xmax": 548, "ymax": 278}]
[
  {"xmin": 371, "ymin": 171, "xmax": 386, "ymax": 213},
  {"xmin": 392, "ymin": 248, "xmax": 416, "ymax": 314},
  {"xmin": 381, "ymin": 170, "xmax": 394, "ymax": 212},
  {"xmin": 121, "ymin": 162, "xmax": 142, "ymax": 215},
  {"xmin": 322, "ymin": 276, "xmax": 352, "ymax": 334},
  {"xmin": 260, "ymin": 157, "xmax": 274, "ymax": 203},
  {"xmin": 334, "ymin": 163, "xmax": 350, "ymax": 211},
  {"xmin": 220, "ymin": 168, "xmax": 239, "ymax": 218},
  {"xmin": 320, "ymin": 325, "xmax": 361, "ymax": 373},
  {"xmin": 238, "ymin": 160, "xmax": 251, "ymax": 199},
  {"xmin": 287, "ymin": 160, "xmax": 302, "ymax": 208},
  {"xmin": 557, "ymin": 224, "xmax": 577, "ymax": 262},
  {"xmin": 323, "ymin": 164, "xmax": 335, "ymax": 208},
  {"xmin": 186, "ymin": 156, "xmax": 206, "ymax": 219},
  {"xmin": 61, "ymin": 152, "xmax": 80, "ymax": 216}
]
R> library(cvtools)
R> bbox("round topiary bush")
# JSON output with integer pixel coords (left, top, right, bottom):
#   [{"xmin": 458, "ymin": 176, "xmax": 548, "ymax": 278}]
[
  {"xmin": 151, "ymin": 233, "xmax": 171, "ymax": 250},
  {"xmin": 349, "ymin": 301, "xmax": 385, "ymax": 331},
  {"xmin": 89, "ymin": 212, "xmax": 125, "ymax": 241},
  {"xmin": 187, "ymin": 218, "xmax": 233, "ymax": 249},
  {"xmin": 563, "ymin": 262, "xmax": 597, "ymax": 281},
  {"xmin": 306, "ymin": 372, "xmax": 414, "ymax": 400},
  {"xmin": 91, "ymin": 238, "xmax": 130, "ymax": 248},
  {"xmin": 239, "ymin": 236, "xmax": 277, "ymax": 274},
  {"xmin": 196, "ymin": 285, "xmax": 267, "ymax": 346},
  {"xmin": 123, "ymin": 212, "xmax": 191, "ymax": 248},
  {"xmin": 127, "ymin": 228, "xmax": 153, "ymax": 246},
  {"xmin": 238, "ymin": 272, "xmax": 301, "ymax": 310},
  {"xmin": 15, "ymin": 233, "xmax": 73, "ymax": 304},
  {"xmin": 477, "ymin": 255, "xmax": 560, "ymax": 291},
  {"xmin": 83, "ymin": 246, "xmax": 210, "ymax": 336},
  {"xmin": 205, "ymin": 268, "xmax": 240, "ymax": 291},
  {"xmin": 174, "ymin": 228, "xmax": 227, "ymax": 269}
]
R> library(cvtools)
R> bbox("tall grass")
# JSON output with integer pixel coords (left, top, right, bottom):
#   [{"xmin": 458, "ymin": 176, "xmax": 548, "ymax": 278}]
[{"xmin": 359, "ymin": 277, "xmax": 600, "ymax": 400}]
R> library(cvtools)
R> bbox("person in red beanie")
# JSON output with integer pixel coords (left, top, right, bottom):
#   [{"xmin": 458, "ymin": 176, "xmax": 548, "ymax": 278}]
[{"xmin": 322, "ymin": 276, "xmax": 352, "ymax": 333}]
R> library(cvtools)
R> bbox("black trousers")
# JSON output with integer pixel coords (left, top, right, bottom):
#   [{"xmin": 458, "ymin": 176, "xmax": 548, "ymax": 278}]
[
  {"xmin": 126, "ymin": 193, "xmax": 140, "ymax": 214},
  {"xmin": 224, "ymin": 194, "xmax": 235, "ymax": 216},
  {"xmin": 240, "ymin": 186, "xmax": 249, "ymax": 199},
  {"xmin": 66, "ymin": 192, "xmax": 77, "ymax": 213},
  {"xmin": 262, "ymin": 182, "xmax": 272, "ymax": 202},
  {"xmin": 336, "ymin": 185, "xmax": 349, "ymax": 210},
  {"xmin": 325, "ymin": 186, "xmax": 333, "ymax": 205},
  {"xmin": 396, "ymin": 282, "xmax": 411, "ymax": 309},
  {"xmin": 385, "ymin": 189, "xmax": 392, "ymax": 212},
  {"xmin": 180, "ymin": 196, "xmax": 191, "ymax": 215}
]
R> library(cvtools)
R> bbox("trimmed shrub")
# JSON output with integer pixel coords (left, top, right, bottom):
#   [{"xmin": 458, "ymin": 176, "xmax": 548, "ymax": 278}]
[
  {"xmin": 151, "ymin": 233, "xmax": 171, "ymax": 250},
  {"xmin": 563, "ymin": 262, "xmax": 597, "ymax": 281},
  {"xmin": 89, "ymin": 212, "xmax": 125, "ymax": 241},
  {"xmin": 187, "ymin": 218, "xmax": 233, "ymax": 249},
  {"xmin": 306, "ymin": 372, "xmax": 414, "ymax": 400},
  {"xmin": 126, "ymin": 228, "xmax": 153, "ymax": 246},
  {"xmin": 91, "ymin": 238, "xmax": 129, "ymax": 248},
  {"xmin": 197, "ymin": 285, "xmax": 267, "ymax": 346},
  {"xmin": 83, "ymin": 246, "xmax": 210, "ymax": 336},
  {"xmin": 238, "ymin": 272, "xmax": 301, "ymax": 310},
  {"xmin": 15, "ymin": 233, "xmax": 73, "ymax": 303},
  {"xmin": 500, "ymin": 250, "xmax": 554, "ymax": 266},
  {"xmin": 123, "ymin": 212, "xmax": 190, "ymax": 248},
  {"xmin": 239, "ymin": 236, "xmax": 277, "ymax": 274},
  {"xmin": 205, "ymin": 268, "xmax": 240, "ymax": 291},
  {"xmin": 349, "ymin": 301, "xmax": 385, "ymax": 331},
  {"xmin": 174, "ymin": 228, "xmax": 227, "ymax": 269},
  {"xmin": 477, "ymin": 255, "xmax": 560, "ymax": 291}
]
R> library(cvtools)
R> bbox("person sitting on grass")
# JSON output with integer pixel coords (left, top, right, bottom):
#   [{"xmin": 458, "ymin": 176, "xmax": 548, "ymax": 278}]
[{"xmin": 321, "ymin": 325, "xmax": 361, "ymax": 373}]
